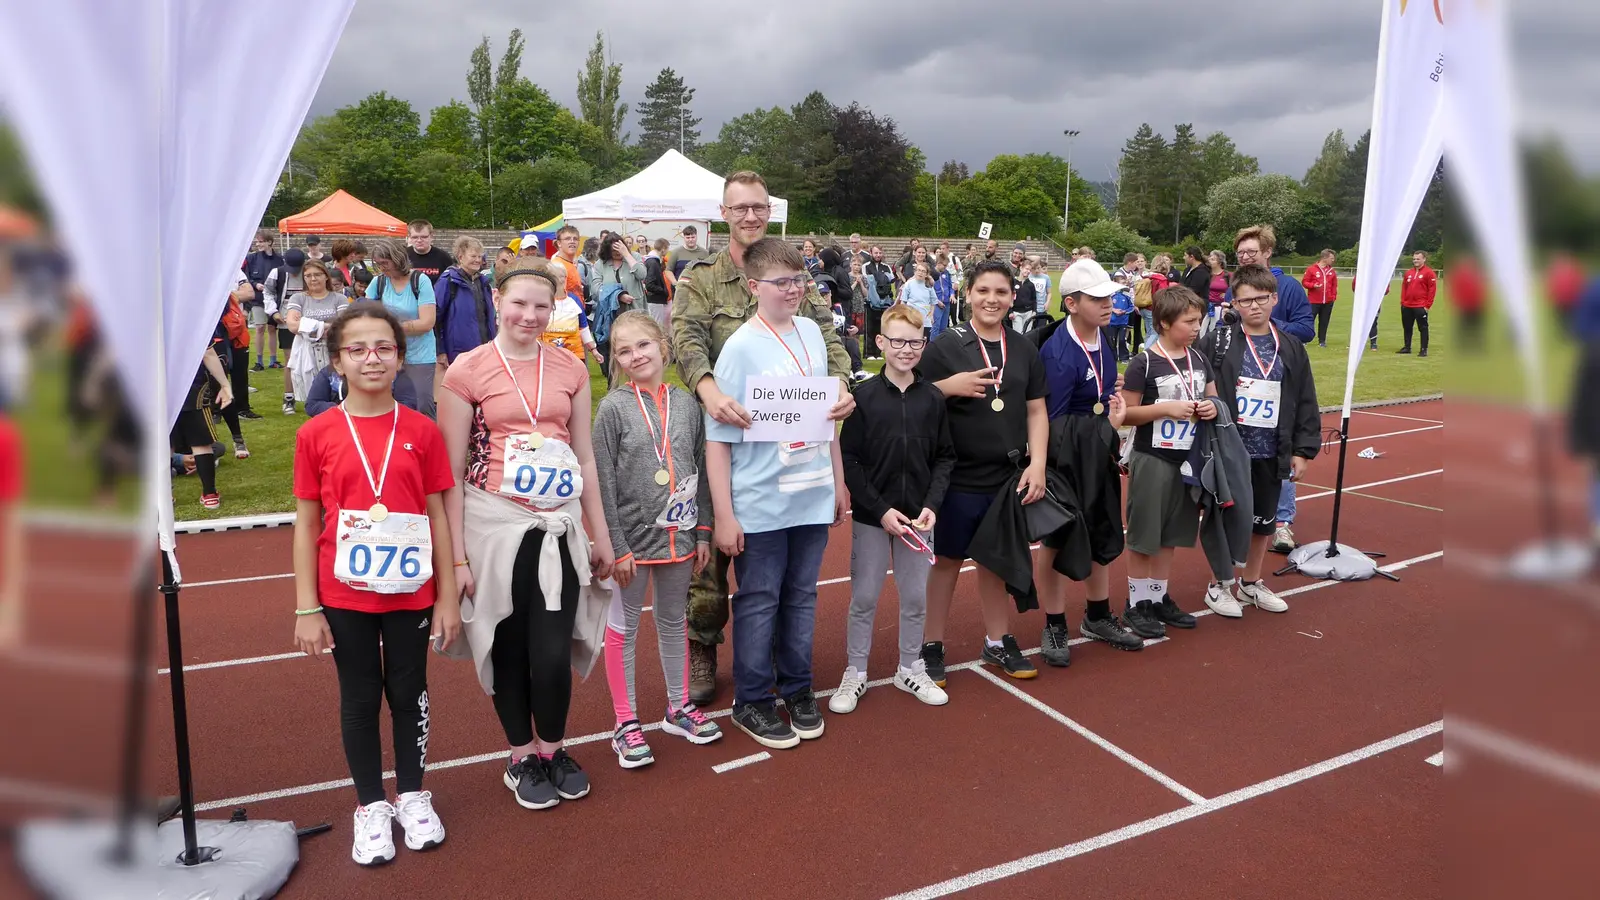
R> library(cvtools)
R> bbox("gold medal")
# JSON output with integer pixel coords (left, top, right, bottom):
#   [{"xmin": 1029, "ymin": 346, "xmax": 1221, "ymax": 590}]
[
  {"xmin": 1094, "ymin": 402, "xmax": 1105, "ymax": 415},
  {"xmin": 528, "ymin": 432, "xmax": 545, "ymax": 449},
  {"xmin": 654, "ymin": 469, "xmax": 670, "ymax": 486},
  {"xmin": 991, "ymin": 397, "xmax": 1005, "ymax": 412},
  {"xmin": 369, "ymin": 503, "xmax": 389, "ymax": 522}
]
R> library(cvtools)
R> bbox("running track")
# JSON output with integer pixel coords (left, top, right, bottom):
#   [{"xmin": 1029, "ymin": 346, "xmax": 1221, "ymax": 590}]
[{"xmin": 0, "ymin": 401, "xmax": 1477, "ymax": 897}]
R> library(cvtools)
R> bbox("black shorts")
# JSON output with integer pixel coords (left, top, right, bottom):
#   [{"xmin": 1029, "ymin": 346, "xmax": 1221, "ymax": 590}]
[
  {"xmin": 932, "ymin": 489, "xmax": 996, "ymax": 561},
  {"xmin": 278, "ymin": 327, "xmax": 295, "ymax": 352},
  {"xmin": 1250, "ymin": 457, "xmax": 1283, "ymax": 536},
  {"xmin": 170, "ymin": 407, "xmax": 216, "ymax": 452}
]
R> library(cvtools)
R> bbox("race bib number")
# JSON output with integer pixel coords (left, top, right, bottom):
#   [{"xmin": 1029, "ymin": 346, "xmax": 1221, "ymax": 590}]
[
  {"xmin": 1153, "ymin": 417, "xmax": 1198, "ymax": 451},
  {"xmin": 777, "ymin": 441, "xmax": 822, "ymax": 467},
  {"xmin": 499, "ymin": 434, "xmax": 584, "ymax": 507},
  {"xmin": 334, "ymin": 510, "xmax": 433, "ymax": 594},
  {"xmin": 1235, "ymin": 377, "xmax": 1282, "ymax": 429},
  {"xmin": 655, "ymin": 473, "xmax": 699, "ymax": 532}
]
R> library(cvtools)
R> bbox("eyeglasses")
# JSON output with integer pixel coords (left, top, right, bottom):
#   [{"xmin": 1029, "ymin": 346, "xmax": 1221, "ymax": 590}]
[
  {"xmin": 342, "ymin": 343, "xmax": 399, "ymax": 361},
  {"xmin": 757, "ymin": 275, "xmax": 810, "ymax": 292},
  {"xmin": 724, "ymin": 204, "xmax": 772, "ymax": 219},
  {"xmin": 883, "ymin": 337, "xmax": 928, "ymax": 350},
  {"xmin": 1231, "ymin": 294, "xmax": 1274, "ymax": 308}
]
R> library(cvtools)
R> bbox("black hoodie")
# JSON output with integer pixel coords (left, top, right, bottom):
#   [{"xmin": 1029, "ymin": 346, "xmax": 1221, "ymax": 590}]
[{"xmin": 839, "ymin": 372, "xmax": 956, "ymax": 528}]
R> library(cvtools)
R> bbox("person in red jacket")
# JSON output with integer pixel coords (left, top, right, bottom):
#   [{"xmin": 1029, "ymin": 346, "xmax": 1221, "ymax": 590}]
[
  {"xmin": 1398, "ymin": 250, "xmax": 1437, "ymax": 357},
  {"xmin": 0, "ymin": 414, "xmax": 21, "ymax": 648},
  {"xmin": 1301, "ymin": 249, "xmax": 1339, "ymax": 348},
  {"xmin": 1548, "ymin": 253, "xmax": 1585, "ymax": 329},
  {"xmin": 1448, "ymin": 254, "xmax": 1487, "ymax": 352}
]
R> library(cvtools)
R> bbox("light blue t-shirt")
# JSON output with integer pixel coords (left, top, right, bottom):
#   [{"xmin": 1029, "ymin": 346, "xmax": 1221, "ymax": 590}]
[
  {"xmin": 900, "ymin": 280, "xmax": 936, "ymax": 323},
  {"xmin": 705, "ymin": 315, "xmax": 836, "ymax": 535},
  {"xmin": 366, "ymin": 274, "xmax": 437, "ymax": 365}
]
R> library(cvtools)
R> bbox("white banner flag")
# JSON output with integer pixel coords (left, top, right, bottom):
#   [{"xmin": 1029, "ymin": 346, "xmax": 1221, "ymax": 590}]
[
  {"xmin": 1443, "ymin": 0, "xmax": 1542, "ymax": 405},
  {"xmin": 1343, "ymin": 0, "xmax": 1447, "ymax": 415}
]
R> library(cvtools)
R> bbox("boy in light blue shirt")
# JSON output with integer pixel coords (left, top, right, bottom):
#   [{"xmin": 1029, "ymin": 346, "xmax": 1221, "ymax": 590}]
[{"xmin": 706, "ymin": 238, "xmax": 846, "ymax": 750}]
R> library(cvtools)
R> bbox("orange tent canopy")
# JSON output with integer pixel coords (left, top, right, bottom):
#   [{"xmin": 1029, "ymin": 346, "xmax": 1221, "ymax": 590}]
[{"xmin": 278, "ymin": 189, "xmax": 406, "ymax": 236}]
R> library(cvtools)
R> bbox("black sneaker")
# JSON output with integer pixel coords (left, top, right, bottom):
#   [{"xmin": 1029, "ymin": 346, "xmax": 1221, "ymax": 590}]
[
  {"xmin": 1418, "ymin": 348, "xmax": 1429, "ymax": 358},
  {"xmin": 546, "ymin": 749, "xmax": 590, "ymax": 800},
  {"xmin": 239, "ymin": 408, "xmax": 263, "ymax": 420},
  {"xmin": 1040, "ymin": 623, "xmax": 1072, "ymax": 667},
  {"xmin": 1154, "ymin": 594, "xmax": 1198, "ymax": 629},
  {"xmin": 920, "ymin": 641, "xmax": 947, "ymax": 687},
  {"xmin": 1395, "ymin": 346, "xmax": 1411, "ymax": 354},
  {"xmin": 1080, "ymin": 614, "xmax": 1144, "ymax": 651},
  {"xmin": 784, "ymin": 690, "xmax": 825, "ymax": 740},
  {"xmin": 981, "ymin": 634, "xmax": 1037, "ymax": 679},
  {"xmin": 732, "ymin": 700, "xmax": 799, "ymax": 750},
  {"xmin": 503, "ymin": 754, "xmax": 559, "ymax": 810},
  {"xmin": 251, "ymin": 362, "xmax": 264, "ymax": 372},
  {"xmin": 1123, "ymin": 601, "xmax": 1166, "ymax": 639}
]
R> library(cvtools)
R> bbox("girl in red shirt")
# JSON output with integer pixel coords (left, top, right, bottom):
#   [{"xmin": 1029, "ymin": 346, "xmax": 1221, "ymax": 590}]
[
  {"xmin": 292, "ymin": 302, "xmax": 460, "ymax": 867},
  {"xmin": 0, "ymin": 415, "xmax": 21, "ymax": 648}
]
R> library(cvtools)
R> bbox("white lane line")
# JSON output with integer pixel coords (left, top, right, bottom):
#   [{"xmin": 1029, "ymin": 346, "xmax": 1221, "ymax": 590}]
[
  {"xmin": 184, "ymin": 572, "xmax": 294, "ymax": 589},
  {"xmin": 1355, "ymin": 409, "xmax": 1444, "ymax": 425},
  {"xmin": 881, "ymin": 720, "xmax": 1444, "ymax": 900},
  {"xmin": 1323, "ymin": 424, "xmax": 1440, "ymax": 446},
  {"xmin": 973, "ymin": 666, "xmax": 1207, "ymax": 805},
  {"xmin": 1447, "ymin": 717, "xmax": 1600, "ymax": 795},
  {"xmin": 712, "ymin": 752, "xmax": 772, "ymax": 774},
  {"xmin": 158, "ymin": 649, "xmax": 331, "ymax": 675},
  {"xmin": 0, "ymin": 776, "xmax": 117, "ymax": 812},
  {"xmin": 188, "ymin": 553, "xmax": 1446, "ymax": 813},
  {"xmin": 2, "ymin": 647, "xmax": 130, "ymax": 678},
  {"xmin": 1425, "ymin": 751, "xmax": 1444, "ymax": 767},
  {"xmin": 1296, "ymin": 470, "xmax": 1442, "ymax": 502}
]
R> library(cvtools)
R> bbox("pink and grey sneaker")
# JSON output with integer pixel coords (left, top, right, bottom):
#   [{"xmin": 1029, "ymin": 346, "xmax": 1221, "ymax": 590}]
[
  {"xmin": 201, "ymin": 493, "xmax": 221, "ymax": 510},
  {"xmin": 611, "ymin": 721, "xmax": 655, "ymax": 769},
  {"xmin": 661, "ymin": 704, "xmax": 723, "ymax": 744}
]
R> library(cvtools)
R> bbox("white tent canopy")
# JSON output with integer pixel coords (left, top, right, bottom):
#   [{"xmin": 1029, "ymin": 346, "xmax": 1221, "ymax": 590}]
[{"xmin": 563, "ymin": 149, "xmax": 789, "ymax": 223}]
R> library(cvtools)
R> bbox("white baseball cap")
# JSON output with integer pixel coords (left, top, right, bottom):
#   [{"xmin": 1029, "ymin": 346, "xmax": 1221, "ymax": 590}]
[{"xmin": 1059, "ymin": 258, "xmax": 1121, "ymax": 298}]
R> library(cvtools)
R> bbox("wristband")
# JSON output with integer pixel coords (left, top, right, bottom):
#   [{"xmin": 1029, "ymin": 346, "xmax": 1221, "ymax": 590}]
[
  {"xmin": 295, "ymin": 606, "xmax": 324, "ymax": 617},
  {"xmin": 453, "ymin": 560, "xmax": 470, "ymax": 568}
]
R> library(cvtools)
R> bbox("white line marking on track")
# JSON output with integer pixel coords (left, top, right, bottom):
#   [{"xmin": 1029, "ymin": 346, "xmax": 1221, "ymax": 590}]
[
  {"xmin": 1426, "ymin": 751, "xmax": 1444, "ymax": 767},
  {"xmin": 880, "ymin": 720, "xmax": 1444, "ymax": 900},
  {"xmin": 712, "ymin": 752, "xmax": 772, "ymax": 774},
  {"xmin": 1296, "ymin": 469, "xmax": 1442, "ymax": 502},
  {"xmin": 0, "ymin": 776, "xmax": 117, "ymax": 811},
  {"xmin": 1447, "ymin": 717, "xmax": 1600, "ymax": 795},
  {"xmin": 972, "ymin": 666, "xmax": 1208, "ymax": 805},
  {"xmin": 1355, "ymin": 409, "xmax": 1444, "ymax": 424},
  {"xmin": 157, "ymin": 648, "xmax": 330, "ymax": 675},
  {"xmin": 1322, "ymin": 424, "xmax": 1441, "ymax": 446},
  {"xmin": 184, "ymin": 572, "xmax": 294, "ymax": 589}
]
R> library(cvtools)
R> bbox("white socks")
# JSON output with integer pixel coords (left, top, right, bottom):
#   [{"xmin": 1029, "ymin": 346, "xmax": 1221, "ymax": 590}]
[{"xmin": 1128, "ymin": 578, "xmax": 1169, "ymax": 605}]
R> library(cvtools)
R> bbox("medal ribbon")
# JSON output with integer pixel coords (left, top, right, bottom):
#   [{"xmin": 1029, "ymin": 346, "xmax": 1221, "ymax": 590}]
[
  {"xmin": 975, "ymin": 330, "xmax": 1008, "ymax": 400},
  {"xmin": 753, "ymin": 313, "xmax": 815, "ymax": 375},
  {"xmin": 1153, "ymin": 342, "xmax": 1199, "ymax": 403},
  {"xmin": 493, "ymin": 338, "xmax": 546, "ymax": 432},
  {"xmin": 339, "ymin": 402, "xmax": 399, "ymax": 508},
  {"xmin": 630, "ymin": 382, "xmax": 673, "ymax": 477},
  {"xmin": 1067, "ymin": 322, "xmax": 1106, "ymax": 406},
  {"xmin": 1245, "ymin": 323, "xmax": 1281, "ymax": 380},
  {"xmin": 899, "ymin": 528, "xmax": 936, "ymax": 566}
]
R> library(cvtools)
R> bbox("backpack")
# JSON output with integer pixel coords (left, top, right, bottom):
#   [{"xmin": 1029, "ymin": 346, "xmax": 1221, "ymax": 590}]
[
  {"xmin": 371, "ymin": 272, "xmax": 423, "ymax": 304},
  {"xmin": 1133, "ymin": 277, "xmax": 1155, "ymax": 310},
  {"xmin": 221, "ymin": 296, "xmax": 250, "ymax": 349}
]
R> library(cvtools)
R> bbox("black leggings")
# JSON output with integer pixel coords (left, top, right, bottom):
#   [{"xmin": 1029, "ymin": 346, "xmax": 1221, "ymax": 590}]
[
  {"xmin": 323, "ymin": 605, "xmax": 433, "ymax": 806},
  {"xmin": 228, "ymin": 345, "xmax": 252, "ymax": 417},
  {"xmin": 1401, "ymin": 306, "xmax": 1429, "ymax": 350},
  {"xmin": 1314, "ymin": 302, "xmax": 1336, "ymax": 345},
  {"xmin": 490, "ymin": 530, "xmax": 581, "ymax": 746}
]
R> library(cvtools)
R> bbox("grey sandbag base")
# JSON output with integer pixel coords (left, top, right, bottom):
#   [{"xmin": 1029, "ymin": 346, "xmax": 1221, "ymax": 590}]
[
  {"xmin": 1286, "ymin": 540, "xmax": 1381, "ymax": 581},
  {"xmin": 17, "ymin": 818, "xmax": 299, "ymax": 899}
]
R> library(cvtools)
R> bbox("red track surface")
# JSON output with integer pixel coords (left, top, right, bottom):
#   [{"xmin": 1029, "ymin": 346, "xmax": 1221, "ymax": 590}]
[{"xmin": 4, "ymin": 402, "xmax": 1450, "ymax": 898}]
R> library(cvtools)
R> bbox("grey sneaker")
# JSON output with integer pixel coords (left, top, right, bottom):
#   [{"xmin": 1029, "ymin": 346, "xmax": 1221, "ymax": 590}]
[
  {"xmin": 1040, "ymin": 623, "xmax": 1072, "ymax": 667},
  {"xmin": 1272, "ymin": 525, "xmax": 1296, "ymax": 553},
  {"xmin": 1080, "ymin": 614, "xmax": 1144, "ymax": 651},
  {"xmin": 503, "ymin": 754, "xmax": 558, "ymax": 810},
  {"xmin": 1123, "ymin": 601, "xmax": 1166, "ymax": 640}
]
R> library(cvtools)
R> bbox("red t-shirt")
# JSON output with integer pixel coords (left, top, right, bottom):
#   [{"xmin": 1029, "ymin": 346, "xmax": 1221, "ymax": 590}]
[
  {"xmin": 293, "ymin": 404, "xmax": 456, "ymax": 613},
  {"xmin": 0, "ymin": 416, "xmax": 21, "ymax": 504}
]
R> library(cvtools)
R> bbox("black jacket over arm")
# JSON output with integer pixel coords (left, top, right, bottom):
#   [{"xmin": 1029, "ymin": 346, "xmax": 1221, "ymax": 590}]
[
  {"xmin": 840, "ymin": 374, "xmax": 956, "ymax": 528},
  {"xmin": 1198, "ymin": 323, "xmax": 1321, "ymax": 479}
]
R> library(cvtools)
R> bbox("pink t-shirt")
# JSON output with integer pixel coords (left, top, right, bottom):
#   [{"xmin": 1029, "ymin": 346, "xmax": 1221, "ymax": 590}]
[{"xmin": 441, "ymin": 341, "xmax": 590, "ymax": 497}]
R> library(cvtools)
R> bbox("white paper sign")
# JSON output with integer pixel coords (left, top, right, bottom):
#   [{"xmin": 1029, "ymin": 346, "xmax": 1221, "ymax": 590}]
[
  {"xmin": 742, "ymin": 376, "xmax": 838, "ymax": 444},
  {"xmin": 978, "ymin": 222, "xmax": 993, "ymax": 240}
]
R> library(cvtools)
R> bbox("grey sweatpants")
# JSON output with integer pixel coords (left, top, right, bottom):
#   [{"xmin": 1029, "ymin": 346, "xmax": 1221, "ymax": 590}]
[
  {"xmin": 605, "ymin": 560, "xmax": 694, "ymax": 722},
  {"xmin": 847, "ymin": 521, "xmax": 931, "ymax": 672}
]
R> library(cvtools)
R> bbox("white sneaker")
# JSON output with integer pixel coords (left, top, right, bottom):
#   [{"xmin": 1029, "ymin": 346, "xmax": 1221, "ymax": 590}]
[
  {"xmin": 894, "ymin": 661, "xmax": 949, "ymax": 706},
  {"xmin": 828, "ymin": 666, "xmax": 868, "ymax": 714},
  {"xmin": 1203, "ymin": 582, "xmax": 1244, "ymax": 618},
  {"xmin": 351, "ymin": 800, "xmax": 397, "ymax": 866},
  {"xmin": 1272, "ymin": 525, "xmax": 1296, "ymax": 553},
  {"xmin": 1237, "ymin": 580, "xmax": 1289, "ymax": 613},
  {"xmin": 395, "ymin": 790, "xmax": 446, "ymax": 851}
]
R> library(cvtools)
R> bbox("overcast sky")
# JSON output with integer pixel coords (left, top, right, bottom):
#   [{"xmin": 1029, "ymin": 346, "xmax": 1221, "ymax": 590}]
[{"xmin": 311, "ymin": 0, "xmax": 1597, "ymax": 179}]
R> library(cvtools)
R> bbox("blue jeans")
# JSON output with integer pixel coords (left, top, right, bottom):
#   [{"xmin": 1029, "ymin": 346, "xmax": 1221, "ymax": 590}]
[
  {"xmin": 730, "ymin": 525, "xmax": 830, "ymax": 705},
  {"xmin": 1139, "ymin": 309, "xmax": 1156, "ymax": 348},
  {"xmin": 1277, "ymin": 479, "xmax": 1297, "ymax": 526},
  {"xmin": 931, "ymin": 302, "xmax": 950, "ymax": 338}
]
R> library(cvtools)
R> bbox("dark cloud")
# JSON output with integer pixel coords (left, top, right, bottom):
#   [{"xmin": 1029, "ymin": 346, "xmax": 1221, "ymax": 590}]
[{"xmin": 309, "ymin": 0, "xmax": 1595, "ymax": 178}]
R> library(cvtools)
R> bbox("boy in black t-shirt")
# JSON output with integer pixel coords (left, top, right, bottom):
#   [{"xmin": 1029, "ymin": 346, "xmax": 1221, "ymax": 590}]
[
  {"xmin": 1118, "ymin": 285, "xmax": 1215, "ymax": 638},
  {"xmin": 915, "ymin": 261, "xmax": 1049, "ymax": 686}
]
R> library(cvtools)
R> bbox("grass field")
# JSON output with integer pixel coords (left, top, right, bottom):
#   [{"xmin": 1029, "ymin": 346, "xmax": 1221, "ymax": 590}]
[{"xmin": 15, "ymin": 277, "xmax": 1450, "ymax": 520}]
